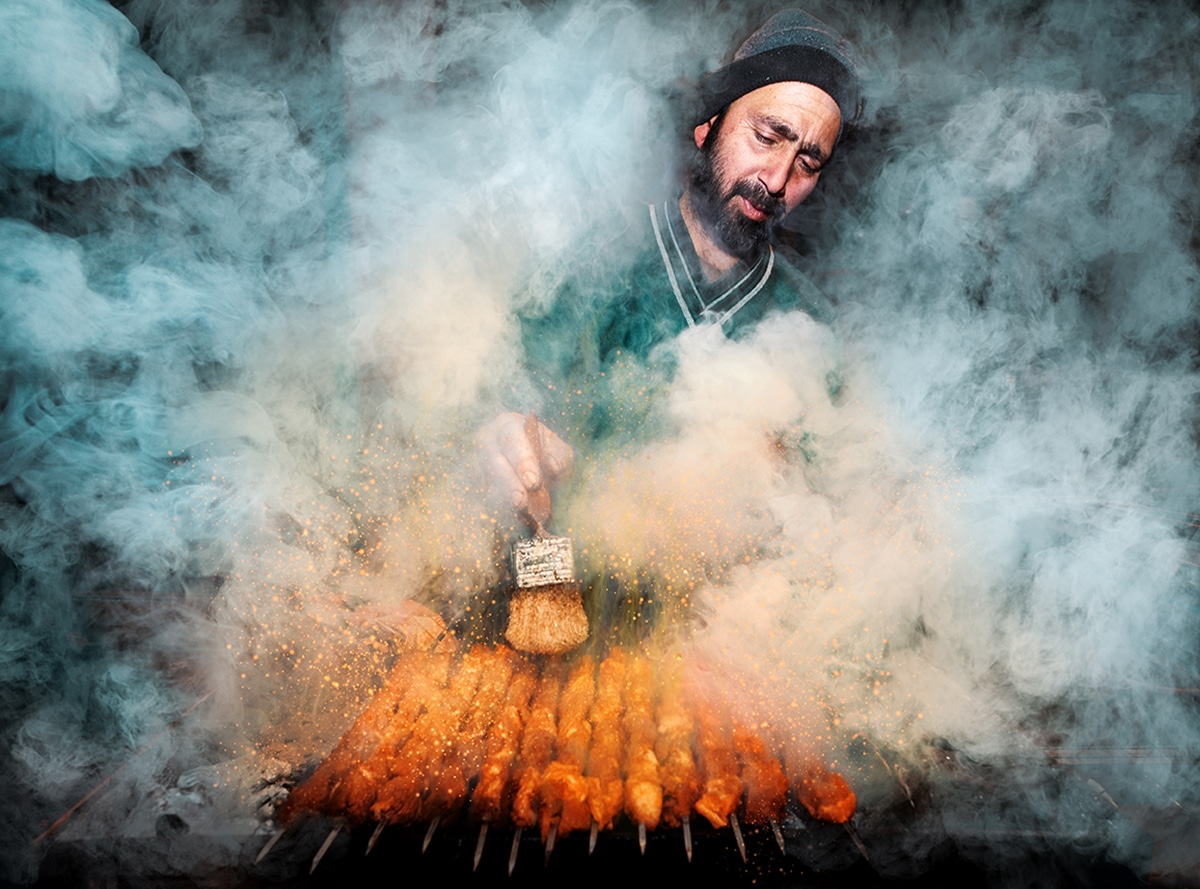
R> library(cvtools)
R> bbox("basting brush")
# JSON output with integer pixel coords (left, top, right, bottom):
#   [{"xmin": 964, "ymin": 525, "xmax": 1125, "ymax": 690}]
[{"xmin": 505, "ymin": 414, "xmax": 589, "ymax": 655}]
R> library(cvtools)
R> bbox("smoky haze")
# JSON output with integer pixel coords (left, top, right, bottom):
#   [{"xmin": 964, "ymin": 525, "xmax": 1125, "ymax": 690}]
[{"xmin": 0, "ymin": 0, "xmax": 1197, "ymax": 884}]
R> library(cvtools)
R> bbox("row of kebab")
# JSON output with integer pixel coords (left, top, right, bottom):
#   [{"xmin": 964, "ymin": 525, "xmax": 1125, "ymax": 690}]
[{"xmin": 266, "ymin": 640, "xmax": 857, "ymax": 871}]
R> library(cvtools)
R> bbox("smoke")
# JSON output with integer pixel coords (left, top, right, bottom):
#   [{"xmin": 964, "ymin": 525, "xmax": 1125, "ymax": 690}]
[
  {"xmin": 0, "ymin": 0, "xmax": 1197, "ymax": 884},
  {"xmin": 0, "ymin": 0, "xmax": 202, "ymax": 180}
]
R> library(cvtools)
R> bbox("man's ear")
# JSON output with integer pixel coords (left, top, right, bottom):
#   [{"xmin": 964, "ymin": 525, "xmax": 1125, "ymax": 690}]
[{"xmin": 694, "ymin": 117, "xmax": 716, "ymax": 149}]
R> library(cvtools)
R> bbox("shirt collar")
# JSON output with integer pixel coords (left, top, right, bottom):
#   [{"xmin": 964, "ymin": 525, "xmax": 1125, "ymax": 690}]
[{"xmin": 648, "ymin": 197, "xmax": 774, "ymax": 329}]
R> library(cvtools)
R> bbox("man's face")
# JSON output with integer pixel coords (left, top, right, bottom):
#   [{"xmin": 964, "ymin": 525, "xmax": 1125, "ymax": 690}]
[{"xmin": 688, "ymin": 81, "xmax": 842, "ymax": 258}]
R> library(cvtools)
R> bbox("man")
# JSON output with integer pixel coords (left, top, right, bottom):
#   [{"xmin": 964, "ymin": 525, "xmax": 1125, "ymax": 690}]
[{"xmin": 482, "ymin": 8, "xmax": 863, "ymax": 518}]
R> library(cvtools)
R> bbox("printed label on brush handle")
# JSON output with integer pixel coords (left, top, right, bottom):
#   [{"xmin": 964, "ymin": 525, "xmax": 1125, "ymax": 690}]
[{"xmin": 513, "ymin": 535, "xmax": 575, "ymax": 588}]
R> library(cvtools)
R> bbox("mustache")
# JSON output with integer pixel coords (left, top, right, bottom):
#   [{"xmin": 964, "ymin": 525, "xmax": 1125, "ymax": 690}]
[{"xmin": 729, "ymin": 179, "xmax": 785, "ymax": 222}]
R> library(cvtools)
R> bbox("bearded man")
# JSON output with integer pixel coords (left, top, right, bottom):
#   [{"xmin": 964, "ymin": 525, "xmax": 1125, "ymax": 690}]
[{"xmin": 482, "ymin": 9, "xmax": 863, "ymax": 517}]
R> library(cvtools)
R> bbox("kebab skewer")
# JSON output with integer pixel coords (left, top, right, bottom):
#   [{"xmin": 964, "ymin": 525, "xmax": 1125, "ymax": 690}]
[
  {"xmin": 470, "ymin": 654, "xmax": 538, "ymax": 869},
  {"xmin": 270, "ymin": 638, "xmax": 860, "ymax": 870},
  {"xmin": 733, "ymin": 724, "xmax": 788, "ymax": 824},
  {"xmin": 272, "ymin": 647, "xmax": 446, "ymax": 872},
  {"xmin": 655, "ymin": 654, "xmax": 700, "ymax": 861},
  {"xmin": 733, "ymin": 722, "xmax": 789, "ymax": 856},
  {"xmin": 585, "ymin": 647, "xmax": 627, "ymax": 851},
  {"xmin": 275, "ymin": 648, "xmax": 429, "ymax": 824},
  {"xmin": 509, "ymin": 658, "xmax": 565, "ymax": 873},
  {"xmin": 326, "ymin": 649, "xmax": 451, "ymax": 824},
  {"xmin": 691, "ymin": 689, "xmax": 743, "ymax": 833},
  {"xmin": 370, "ymin": 647, "xmax": 474, "ymax": 826},
  {"xmin": 622, "ymin": 653, "xmax": 663, "ymax": 853},
  {"xmin": 539, "ymin": 654, "xmax": 596, "ymax": 855},
  {"xmin": 412, "ymin": 645, "xmax": 503, "ymax": 848},
  {"xmin": 789, "ymin": 758, "xmax": 857, "ymax": 824}
]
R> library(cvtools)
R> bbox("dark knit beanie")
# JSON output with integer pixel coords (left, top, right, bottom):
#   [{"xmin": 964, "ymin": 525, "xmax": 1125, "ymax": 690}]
[{"xmin": 697, "ymin": 9, "xmax": 862, "ymax": 138}]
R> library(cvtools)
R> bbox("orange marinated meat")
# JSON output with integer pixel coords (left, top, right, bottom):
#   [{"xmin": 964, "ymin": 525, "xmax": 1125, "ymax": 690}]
[
  {"xmin": 470, "ymin": 658, "xmax": 538, "ymax": 824},
  {"xmin": 654, "ymin": 658, "xmax": 699, "ymax": 829},
  {"xmin": 585, "ymin": 648, "xmax": 627, "ymax": 830},
  {"xmin": 371, "ymin": 648, "xmax": 476, "ymax": 824},
  {"xmin": 732, "ymin": 724, "xmax": 788, "ymax": 824},
  {"xmin": 792, "ymin": 760, "xmax": 856, "ymax": 824},
  {"xmin": 690, "ymin": 694, "xmax": 741, "ymax": 828},
  {"xmin": 510, "ymin": 660, "xmax": 564, "ymax": 828},
  {"xmin": 539, "ymin": 655, "xmax": 596, "ymax": 839},
  {"xmin": 277, "ymin": 648, "xmax": 433, "ymax": 823},
  {"xmin": 622, "ymin": 654, "xmax": 662, "ymax": 830},
  {"xmin": 325, "ymin": 648, "xmax": 450, "ymax": 821}
]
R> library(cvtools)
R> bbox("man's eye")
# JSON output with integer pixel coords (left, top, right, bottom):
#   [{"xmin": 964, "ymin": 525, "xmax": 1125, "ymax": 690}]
[{"xmin": 754, "ymin": 131, "xmax": 776, "ymax": 146}]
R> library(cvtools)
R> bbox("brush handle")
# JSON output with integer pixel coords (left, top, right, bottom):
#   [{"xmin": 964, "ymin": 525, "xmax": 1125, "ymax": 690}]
[{"xmin": 524, "ymin": 413, "xmax": 552, "ymax": 533}]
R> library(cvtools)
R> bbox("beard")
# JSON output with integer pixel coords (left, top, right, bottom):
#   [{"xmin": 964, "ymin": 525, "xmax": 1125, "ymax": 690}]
[{"xmin": 686, "ymin": 120, "xmax": 786, "ymax": 259}]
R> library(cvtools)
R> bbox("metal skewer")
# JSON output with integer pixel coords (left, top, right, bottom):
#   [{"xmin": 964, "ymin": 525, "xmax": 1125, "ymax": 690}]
[
  {"xmin": 255, "ymin": 827, "xmax": 285, "ymax": 865},
  {"xmin": 34, "ymin": 690, "xmax": 214, "ymax": 847},
  {"xmin": 310, "ymin": 825, "xmax": 340, "ymax": 874},
  {"xmin": 638, "ymin": 822, "xmax": 647, "ymax": 855},
  {"xmin": 1149, "ymin": 779, "xmax": 1184, "ymax": 810},
  {"xmin": 588, "ymin": 820, "xmax": 599, "ymax": 854},
  {"xmin": 770, "ymin": 818, "xmax": 786, "ymax": 854},
  {"xmin": 474, "ymin": 822, "xmax": 488, "ymax": 871},
  {"xmin": 843, "ymin": 821, "xmax": 870, "ymax": 862},
  {"xmin": 730, "ymin": 812, "xmax": 747, "ymax": 863},
  {"xmin": 1086, "ymin": 777, "xmax": 1120, "ymax": 811},
  {"xmin": 509, "ymin": 826, "xmax": 522, "ymax": 876},
  {"xmin": 422, "ymin": 816, "xmax": 440, "ymax": 853},
  {"xmin": 895, "ymin": 764, "xmax": 915, "ymax": 808},
  {"xmin": 682, "ymin": 815, "xmax": 693, "ymax": 863},
  {"xmin": 544, "ymin": 820, "xmax": 558, "ymax": 865},
  {"xmin": 365, "ymin": 821, "xmax": 386, "ymax": 855}
]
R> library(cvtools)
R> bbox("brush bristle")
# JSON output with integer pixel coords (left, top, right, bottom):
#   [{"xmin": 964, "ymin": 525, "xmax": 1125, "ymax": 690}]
[{"xmin": 506, "ymin": 584, "xmax": 589, "ymax": 655}]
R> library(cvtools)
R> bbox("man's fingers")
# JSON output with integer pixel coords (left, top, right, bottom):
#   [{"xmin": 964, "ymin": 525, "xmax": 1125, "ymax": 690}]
[
  {"xmin": 479, "ymin": 412, "xmax": 573, "ymax": 510},
  {"xmin": 537, "ymin": 425, "xmax": 574, "ymax": 484},
  {"xmin": 485, "ymin": 448, "xmax": 530, "ymax": 511},
  {"xmin": 497, "ymin": 413, "xmax": 542, "ymax": 487},
  {"xmin": 480, "ymin": 412, "xmax": 539, "ymax": 508},
  {"xmin": 515, "ymin": 451, "xmax": 543, "ymax": 491}
]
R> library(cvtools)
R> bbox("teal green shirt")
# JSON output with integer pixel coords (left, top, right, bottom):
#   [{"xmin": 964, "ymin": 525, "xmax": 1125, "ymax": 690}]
[{"xmin": 517, "ymin": 197, "xmax": 831, "ymax": 448}]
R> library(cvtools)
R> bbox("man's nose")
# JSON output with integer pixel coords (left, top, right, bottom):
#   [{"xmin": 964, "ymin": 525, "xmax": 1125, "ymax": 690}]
[{"xmin": 759, "ymin": 157, "xmax": 791, "ymax": 196}]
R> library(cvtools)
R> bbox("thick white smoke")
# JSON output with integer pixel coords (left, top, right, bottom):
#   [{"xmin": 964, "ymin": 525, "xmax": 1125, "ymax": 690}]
[{"xmin": 0, "ymin": 0, "xmax": 1196, "ymax": 884}]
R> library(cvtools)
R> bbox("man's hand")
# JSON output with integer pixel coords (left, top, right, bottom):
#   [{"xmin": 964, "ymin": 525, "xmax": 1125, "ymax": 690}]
[{"xmin": 478, "ymin": 412, "xmax": 574, "ymax": 519}]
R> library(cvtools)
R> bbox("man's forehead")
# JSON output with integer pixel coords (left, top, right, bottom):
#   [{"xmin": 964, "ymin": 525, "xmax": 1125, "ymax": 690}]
[{"xmin": 733, "ymin": 81, "xmax": 842, "ymax": 132}]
